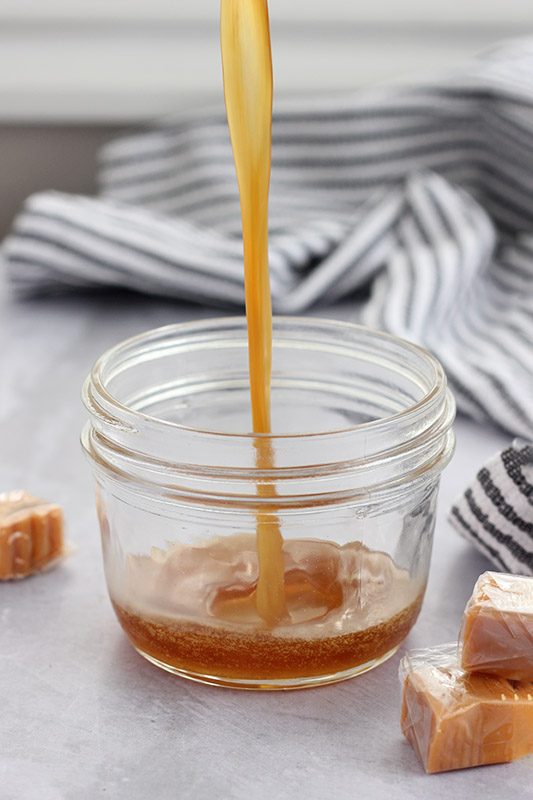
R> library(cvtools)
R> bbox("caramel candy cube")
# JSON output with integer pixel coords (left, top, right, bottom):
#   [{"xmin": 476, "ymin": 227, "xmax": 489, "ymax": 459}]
[
  {"xmin": 0, "ymin": 491, "xmax": 64, "ymax": 580},
  {"xmin": 460, "ymin": 572, "xmax": 533, "ymax": 681},
  {"xmin": 400, "ymin": 644, "xmax": 533, "ymax": 773}
]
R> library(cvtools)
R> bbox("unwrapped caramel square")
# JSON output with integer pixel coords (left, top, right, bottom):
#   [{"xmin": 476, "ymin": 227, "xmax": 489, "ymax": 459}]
[
  {"xmin": 400, "ymin": 644, "xmax": 533, "ymax": 773},
  {"xmin": 460, "ymin": 572, "xmax": 533, "ymax": 681},
  {"xmin": 0, "ymin": 491, "xmax": 64, "ymax": 580}
]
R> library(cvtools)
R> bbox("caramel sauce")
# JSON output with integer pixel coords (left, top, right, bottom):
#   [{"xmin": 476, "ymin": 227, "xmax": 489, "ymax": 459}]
[
  {"xmin": 221, "ymin": 0, "xmax": 286, "ymax": 626},
  {"xmin": 110, "ymin": 535, "xmax": 425, "ymax": 683},
  {"xmin": 113, "ymin": 592, "xmax": 423, "ymax": 684}
]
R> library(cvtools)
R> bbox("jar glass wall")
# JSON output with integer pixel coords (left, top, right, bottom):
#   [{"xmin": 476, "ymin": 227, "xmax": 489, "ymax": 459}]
[{"xmin": 82, "ymin": 318, "xmax": 455, "ymax": 689}]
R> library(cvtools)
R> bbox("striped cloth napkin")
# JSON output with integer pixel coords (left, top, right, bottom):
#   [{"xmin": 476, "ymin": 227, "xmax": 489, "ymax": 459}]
[
  {"xmin": 2, "ymin": 39, "xmax": 533, "ymax": 444},
  {"xmin": 450, "ymin": 440, "xmax": 533, "ymax": 575}
]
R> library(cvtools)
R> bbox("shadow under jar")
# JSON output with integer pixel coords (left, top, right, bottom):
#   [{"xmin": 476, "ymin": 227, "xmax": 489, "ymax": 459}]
[{"xmin": 82, "ymin": 317, "xmax": 455, "ymax": 690}]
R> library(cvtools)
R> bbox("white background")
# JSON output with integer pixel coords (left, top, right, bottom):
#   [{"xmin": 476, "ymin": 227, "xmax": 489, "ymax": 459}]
[
  {"xmin": 1, "ymin": 0, "xmax": 533, "ymax": 121},
  {"xmin": 2, "ymin": 0, "xmax": 533, "ymax": 234},
  {"xmin": 1, "ymin": 0, "xmax": 533, "ymax": 23}
]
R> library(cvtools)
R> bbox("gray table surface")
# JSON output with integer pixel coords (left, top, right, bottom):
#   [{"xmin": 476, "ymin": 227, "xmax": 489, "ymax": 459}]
[{"xmin": 1, "ymin": 273, "xmax": 531, "ymax": 800}]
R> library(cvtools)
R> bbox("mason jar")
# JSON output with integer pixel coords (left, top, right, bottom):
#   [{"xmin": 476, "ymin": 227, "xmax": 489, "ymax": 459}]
[{"xmin": 81, "ymin": 317, "xmax": 455, "ymax": 690}]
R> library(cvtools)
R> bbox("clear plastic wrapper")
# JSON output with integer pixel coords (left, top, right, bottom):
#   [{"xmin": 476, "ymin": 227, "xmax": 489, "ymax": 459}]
[
  {"xmin": 0, "ymin": 490, "xmax": 68, "ymax": 580},
  {"xmin": 459, "ymin": 571, "xmax": 533, "ymax": 681},
  {"xmin": 400, "ymin": 643, "xmax": 533, "ymax": 774}
]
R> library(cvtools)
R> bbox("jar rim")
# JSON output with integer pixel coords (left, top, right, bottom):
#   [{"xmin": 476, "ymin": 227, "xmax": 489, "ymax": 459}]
[
  {"xmin": 82, "ymin": 316, "xmax": 455, "ymax": 502},
  {"xmin": 85, "ymin": 316, "xmax": 445, "ymax": 441}
]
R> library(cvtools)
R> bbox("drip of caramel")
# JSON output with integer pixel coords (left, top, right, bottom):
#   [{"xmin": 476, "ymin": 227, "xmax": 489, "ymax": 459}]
[{"xmin": 221, "ymin": 0, "xmax": 286, "ymax": 625}]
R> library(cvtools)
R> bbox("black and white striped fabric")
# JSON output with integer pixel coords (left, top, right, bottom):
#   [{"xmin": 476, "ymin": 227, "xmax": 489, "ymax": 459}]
[
  {"xmin": 3, "ymin": 40, "xmax": 533, "ymax": 438},
  {"xmin": 450, "ymin": 440, "xmax": 533, "ymax": 575}
]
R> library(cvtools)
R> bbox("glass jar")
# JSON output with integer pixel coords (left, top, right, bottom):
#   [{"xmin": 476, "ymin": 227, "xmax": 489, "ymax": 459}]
[{"xmin": 81, "ymin": 317, "xmax": 455, "ymax": 690}]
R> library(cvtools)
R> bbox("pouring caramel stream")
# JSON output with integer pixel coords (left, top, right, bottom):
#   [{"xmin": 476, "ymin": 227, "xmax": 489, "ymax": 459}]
[
  {"xmin": 221, "ymin": 0, "xmax": 287, "ymax": 626},
  {"xmin": 103, "ymin": 0, "xmax": 428, "ymax": 689}
]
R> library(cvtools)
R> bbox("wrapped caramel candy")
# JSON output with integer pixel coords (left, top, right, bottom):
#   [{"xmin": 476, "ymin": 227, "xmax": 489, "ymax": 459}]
[
  {"xmin": 0, "ymin": 491, "xmax": 65, "ymax": 580},
  {"xmin": 400, "ymin": 644, "xmax": 533, "ymax": 773},
  {"xmin": 459, "ymin": 571, "xmax": 533, "ymax": 681}
]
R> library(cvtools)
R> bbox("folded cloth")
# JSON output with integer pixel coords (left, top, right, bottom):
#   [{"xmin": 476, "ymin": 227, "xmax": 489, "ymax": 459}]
[
  {"xmin": 450, "ymin": 440, "xmax": 533, "ymax": 575},
  {"xmin": 3, "ymin": 40, "xmax": 533, "ymax": 437}
]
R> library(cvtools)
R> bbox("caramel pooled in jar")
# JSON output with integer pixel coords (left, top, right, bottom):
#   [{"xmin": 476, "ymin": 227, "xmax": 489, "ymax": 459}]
[{"xmin": 110, "ymin": 535, "xmax": 424, "ymax": 683}]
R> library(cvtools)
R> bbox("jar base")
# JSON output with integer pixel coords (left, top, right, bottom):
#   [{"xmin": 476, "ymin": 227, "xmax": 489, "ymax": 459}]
[{"xmin": 133, "ymin": 643, "xmax": 401, "ymax": 690}]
